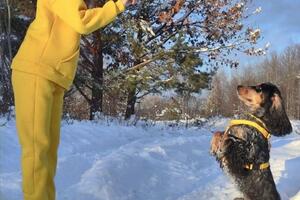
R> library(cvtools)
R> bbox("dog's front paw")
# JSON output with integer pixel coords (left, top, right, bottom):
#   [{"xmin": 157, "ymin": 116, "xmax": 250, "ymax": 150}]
[{"xmin": 210, "ymin": 131, "xmax": 224, "ymax": 155}]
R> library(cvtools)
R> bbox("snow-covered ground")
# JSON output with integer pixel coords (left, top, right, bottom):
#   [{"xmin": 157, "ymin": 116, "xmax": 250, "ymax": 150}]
[{"xmin": 0, "ymin": 117, "xmax": 299, "ymax": 200}]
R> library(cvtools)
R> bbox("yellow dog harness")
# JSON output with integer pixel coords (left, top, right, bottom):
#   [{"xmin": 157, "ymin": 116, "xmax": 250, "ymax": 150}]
[{"xmin": 225, "ymin": 115, "xmax": 271, "ymax": 170}]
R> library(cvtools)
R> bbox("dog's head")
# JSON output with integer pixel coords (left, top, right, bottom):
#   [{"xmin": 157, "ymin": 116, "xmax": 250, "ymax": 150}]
[{"xmin": 237, "ymin": 82, "xmax": 292, "ymax": 136}]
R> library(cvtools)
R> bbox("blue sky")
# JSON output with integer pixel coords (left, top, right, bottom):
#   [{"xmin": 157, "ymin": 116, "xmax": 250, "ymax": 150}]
[{"xmin": 237, "ymin": 0, "xmax": 300, "ymax": 66}]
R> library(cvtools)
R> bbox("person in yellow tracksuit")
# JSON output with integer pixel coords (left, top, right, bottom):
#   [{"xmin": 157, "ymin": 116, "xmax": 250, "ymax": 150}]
[{"xmin": 11, "ymin": 0, "xmax": 136, "ymax": 199}]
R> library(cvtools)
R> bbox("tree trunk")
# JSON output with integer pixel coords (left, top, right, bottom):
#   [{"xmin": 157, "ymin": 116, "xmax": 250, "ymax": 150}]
[
  {"xmin": 124, "ymin": 29, "xmax": 143, "ymax": 120},
  {"xmin": 0, "ymin": 59, "xmax": 14, "ymax": 117},
  {"xmin": 90, "ymin": 32, "xmax": 104, "ymax": 120},
  {"xmin": 124, "ymin": 84, "xmax": 137, "ymax": 120},
  {"xmin": 0, "ymin": 5, "xmax": 14, "ymax": 118}
]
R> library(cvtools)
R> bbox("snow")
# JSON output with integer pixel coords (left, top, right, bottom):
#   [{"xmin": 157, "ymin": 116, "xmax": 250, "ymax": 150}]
[{"xmin": 0, "ymin": 117, "xmax": 299, "ymax": 200}]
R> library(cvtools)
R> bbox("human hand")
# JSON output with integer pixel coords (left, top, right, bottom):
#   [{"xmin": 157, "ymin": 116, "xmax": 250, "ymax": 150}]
[{"xmin": 121, "ymin": 0, "xmax": 137, "ymax": 7}]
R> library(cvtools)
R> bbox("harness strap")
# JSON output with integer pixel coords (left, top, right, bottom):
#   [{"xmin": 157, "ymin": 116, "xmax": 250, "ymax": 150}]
[
  {"xmin": 226, "ymin": 119, "xmax": 271, "ymax": 140},
  {"xmin": 244, "ymin": 162, "xmax": 270, "ymax": 170},
  {"xmin": 248, "ymin": 114, "xmax": 268, "ymax": 130}
]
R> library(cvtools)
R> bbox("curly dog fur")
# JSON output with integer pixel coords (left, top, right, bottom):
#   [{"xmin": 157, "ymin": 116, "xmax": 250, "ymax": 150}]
[{"xmin": 210, "ymin": 82, "xmax": 293, "ymax": 200}]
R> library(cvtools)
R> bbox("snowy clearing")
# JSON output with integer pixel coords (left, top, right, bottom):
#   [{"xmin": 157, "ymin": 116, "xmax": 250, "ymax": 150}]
[{"xmin": 0, "ymin": 117, "xmax": 300, "ymax": 200}]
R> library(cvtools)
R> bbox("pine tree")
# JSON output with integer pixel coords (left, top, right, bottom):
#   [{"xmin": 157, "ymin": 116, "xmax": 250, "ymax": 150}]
[{"xmin": 109, "ymin": 0, "xmax": 264, "ymax": 119}]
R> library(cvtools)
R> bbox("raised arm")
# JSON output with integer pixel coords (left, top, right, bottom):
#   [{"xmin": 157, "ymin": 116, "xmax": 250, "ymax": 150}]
[{"xmin": 49, "ymin": 0, "xmax": 126, "ymax": 35}]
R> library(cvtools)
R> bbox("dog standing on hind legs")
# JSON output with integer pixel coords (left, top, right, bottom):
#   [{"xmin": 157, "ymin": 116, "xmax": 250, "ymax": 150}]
[{"xmin": 210, "ymin": 83, "xmax": 293, "ymax": 200}]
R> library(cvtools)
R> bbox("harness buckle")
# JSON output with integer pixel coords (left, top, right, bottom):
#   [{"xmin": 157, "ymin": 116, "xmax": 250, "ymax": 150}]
[
  {"xmin": 244, "ymin": 162, "xmax": 269, "ymax": 170},
  {"xmin": 245, "ymin": 163, "xmax": 253, "ymax": 170}
]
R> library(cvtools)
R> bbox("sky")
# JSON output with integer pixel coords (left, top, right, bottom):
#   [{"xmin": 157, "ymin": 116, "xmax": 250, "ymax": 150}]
[
  {"xmin": 237, "ymin": 0, "xmax": 300, "ymax": 67},
  {"xmin": 254, "ymin": 0, "xmax": 300, "ymax": 49}
]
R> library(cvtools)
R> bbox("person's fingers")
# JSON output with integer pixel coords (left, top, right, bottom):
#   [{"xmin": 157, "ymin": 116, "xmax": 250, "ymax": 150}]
[{"xmin": 131, "ymin": 0, "xmax": 137, "ymax": 5}]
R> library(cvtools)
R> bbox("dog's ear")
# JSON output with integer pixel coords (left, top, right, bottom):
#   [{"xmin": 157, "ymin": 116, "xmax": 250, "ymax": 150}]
[{"xmin": 268, "ymin": 93, "xmax": 293, "ymax": 136}]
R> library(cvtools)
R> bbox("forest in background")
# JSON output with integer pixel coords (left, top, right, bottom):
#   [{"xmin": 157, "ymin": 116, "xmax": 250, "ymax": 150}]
[
  {"xmin": 1, "ymin": 0, "xmax": 299, "ymax": 122},
  {"xmin": 135, "ymin": 44, "xmax": 300, "ymax": 121},
  {"xmin": 204, "ymin": 44, "xmax": 300, "ymax": 120}
]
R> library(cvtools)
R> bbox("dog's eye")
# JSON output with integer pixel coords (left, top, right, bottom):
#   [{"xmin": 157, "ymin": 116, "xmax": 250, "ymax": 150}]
[{"xmin": 255, "ymin": 86, "xmax": 262, "ymax": 93}]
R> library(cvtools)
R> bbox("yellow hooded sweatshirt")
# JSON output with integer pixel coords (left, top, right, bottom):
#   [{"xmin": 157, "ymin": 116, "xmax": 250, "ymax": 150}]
[{"xmin": 11, "ymin": 0, "xmax": 125, "ymax": 90}]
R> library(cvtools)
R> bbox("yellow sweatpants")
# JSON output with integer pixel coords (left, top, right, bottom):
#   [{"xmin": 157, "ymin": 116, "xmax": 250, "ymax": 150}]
[{"xmin": 11, "ymin": 69, "xmax": 65, "ymax": 200}]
